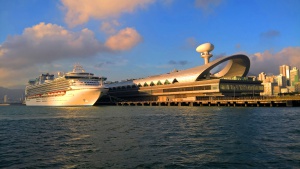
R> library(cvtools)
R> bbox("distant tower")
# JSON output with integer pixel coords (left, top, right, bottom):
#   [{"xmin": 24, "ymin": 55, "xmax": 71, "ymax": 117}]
[
  {"xmin": 196, "ymin": 43, "xmax": 214, "ymax": 65},
  {"xmin": 258, "ymin": 72, "xmax": 267, "ymax": 82},
  {"xmin": 279, "ymin": 65, "xmax": 291, "ymax": 86},
  {"xmin": 4, "ymin": 95, "xmax": 7, "ymax": 103},
  {"xmin": 277, "ymin": 74, "xmax": 287, "ymax": 87},
  {"xmin": 290, "ymin": 67, "xmax": 299, "ymax": 86}
]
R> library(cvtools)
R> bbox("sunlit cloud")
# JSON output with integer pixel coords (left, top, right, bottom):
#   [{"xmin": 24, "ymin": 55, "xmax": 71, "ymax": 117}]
[
  {"xmin": 195, "ymin": 0, "xmax": 222, "ymax": 14},
  {"xmin": 0, "ymin": 67, "xmax": 37, "ymax": 88},
  {"xmin": 249, "ymin": 47, "xmax": 300, "ymax": 75},
  {"xmin": 0, "ymin": 22, "xmax": 105, "ymax": 70},
  {"xmin": 0, "ymin": 22, "xmax": 142, "ymax": 87},
  {"xmin": 61, "ymin": 0, "xmax": 154, "ymax": 27},
  {"xmin": 105, "ymin": 28, "xmax": 142, "ymax": 51},
  {"xmin": 100, "ymin": 20, "xmax": 120, "ymax": 35}
]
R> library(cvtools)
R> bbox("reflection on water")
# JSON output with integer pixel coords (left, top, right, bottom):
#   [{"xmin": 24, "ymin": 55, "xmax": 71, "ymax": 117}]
[{"xmin": 0, "ymin": 106, "xmax": 299, "ymax": 168}]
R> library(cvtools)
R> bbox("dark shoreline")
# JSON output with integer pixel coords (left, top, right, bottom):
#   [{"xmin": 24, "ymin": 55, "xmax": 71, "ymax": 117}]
[{"xmin": 96, "ymin": 96, "xmax": 300, "ymax": 107}]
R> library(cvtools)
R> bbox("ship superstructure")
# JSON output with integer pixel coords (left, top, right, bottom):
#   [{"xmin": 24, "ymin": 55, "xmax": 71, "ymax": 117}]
[{"xmin": 25, "ymin": 64, "xmax": 107, "ymax": 106}]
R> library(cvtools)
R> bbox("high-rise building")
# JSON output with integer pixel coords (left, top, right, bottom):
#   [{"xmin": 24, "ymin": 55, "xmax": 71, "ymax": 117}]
[
  {"xmin": 277, "ymin": 74, "xmax": 287, "ymax": 87},
  {"xmin": 258, "ymin": 72, "xmax": 266, "ymax": 81},
  {"xmin": 261, "ymin": 82, "xmax": 275, "ymax": 96},
  {"xmin": 290, "ymin": 67, "xmax": 299, "ymax": 86},
  {"xmin": 266, "ymin": 75, "xmax": 276, "ymax": 83},
  {"xmin": 295, "ymin": 82, "xmax": 300, "ymax": 93},
  {"xmin": 4, "ymin": 95, "xmax": 7, "ymax": 103},
  {"xmin": 280, "ymin": 65, "xmax": 288, "ymax": 76},
  {"xmin": 279, "ymin": 65, "xmax": 290, "ymax": 86}
]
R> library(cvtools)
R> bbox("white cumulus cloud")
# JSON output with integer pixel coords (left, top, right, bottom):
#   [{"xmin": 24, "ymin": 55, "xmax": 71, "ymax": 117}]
[
  {"xmin": 0, "ymin": 22, "xmax": 104, "ymax": 70},
  {"xmin": 249, "ymin": 47, "xmax": 300, "ymax": 75},
  {"xmin": 100, "ymin": 20, "xmax": 121, "ymax": 35},
  {"xmin": 105, "ymin": 28, "xmax": 142, "ymax": 51},
  {"xmin": 0, "ymin": 22, "xmax": 144, "ymax": 87},
  {"xmin": 61, "ymin": 0, "xmax": 154, "ymax": 27},
  {"xmin": 0, "ymin": 22, "xmax": 105, "ymax": 87}
]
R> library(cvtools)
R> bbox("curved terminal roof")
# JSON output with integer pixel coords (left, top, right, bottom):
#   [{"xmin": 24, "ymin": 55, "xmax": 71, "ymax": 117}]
[{"xmin": 107, "ymin": 54, "xmax": 250, "ymax": 88}]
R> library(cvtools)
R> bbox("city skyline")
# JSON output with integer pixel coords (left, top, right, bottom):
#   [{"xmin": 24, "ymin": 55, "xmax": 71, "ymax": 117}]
[{"xmin": 1, "ymin": 0, "xmax": 300, "ymax": 88}]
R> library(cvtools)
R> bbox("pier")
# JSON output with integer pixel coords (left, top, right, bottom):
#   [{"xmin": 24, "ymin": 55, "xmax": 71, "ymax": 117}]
[{"xmin": 100, "ymin": 96, "xmax": 300, "ymax": 107}]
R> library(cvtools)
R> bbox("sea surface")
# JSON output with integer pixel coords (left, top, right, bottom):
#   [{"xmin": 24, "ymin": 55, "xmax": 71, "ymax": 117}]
[{"xmin": 0, "ymin": 105, "xmax": 299, "ymax": 168}]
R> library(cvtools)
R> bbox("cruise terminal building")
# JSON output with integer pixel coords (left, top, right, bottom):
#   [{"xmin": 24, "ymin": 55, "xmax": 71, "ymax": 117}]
[{"xmin": 100, "ymin": 43, "xmax": 263, "ymax": 103}]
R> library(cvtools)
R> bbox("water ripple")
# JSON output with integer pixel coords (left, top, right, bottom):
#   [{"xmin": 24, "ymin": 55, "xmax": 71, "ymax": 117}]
[{"xmin": 0, "ymin": 106, "xmax": 299, "ymax": 168}]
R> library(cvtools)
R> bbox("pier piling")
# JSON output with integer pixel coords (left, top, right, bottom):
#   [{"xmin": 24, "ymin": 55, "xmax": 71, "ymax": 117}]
[{"xmin": 110, "ymin": 97, "xmax": 300, "ymax": 107}]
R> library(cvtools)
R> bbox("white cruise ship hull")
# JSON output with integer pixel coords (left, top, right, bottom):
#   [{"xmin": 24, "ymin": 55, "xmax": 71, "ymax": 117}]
[{"xmin": 25, "ymin": 88, "xmax": 106, "ymax": 106}]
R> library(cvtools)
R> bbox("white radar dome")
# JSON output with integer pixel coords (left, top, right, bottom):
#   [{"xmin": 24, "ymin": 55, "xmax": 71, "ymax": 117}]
[{"xmin": 196, "ymin": 43, "xmax": 214, "ymax": 53}]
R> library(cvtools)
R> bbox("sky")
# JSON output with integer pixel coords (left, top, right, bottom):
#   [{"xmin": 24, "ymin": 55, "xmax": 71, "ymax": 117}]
[{"xmin": 0, "ymin": 0, "xmax": 300, "ymax": 88}]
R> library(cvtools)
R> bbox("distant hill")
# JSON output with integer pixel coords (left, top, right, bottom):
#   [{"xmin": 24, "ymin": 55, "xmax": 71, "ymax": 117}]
[{"xmin": 0, "ymin": 87, "xmax": 24, "ymax": 103}]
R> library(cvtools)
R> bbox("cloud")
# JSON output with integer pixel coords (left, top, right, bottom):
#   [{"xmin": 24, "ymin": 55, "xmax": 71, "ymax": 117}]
[
  {"xmin": 61, "ymin": 0, "xmax": 154, "ymax": 27},
  {"xmin": 260, "ymin": 30, "xmax": 280, "ymax": 39},
  {"xmin": 94, "ymin": 61, "xmax": 114, "ymax": 69},
  {"xmin": 169, "ymin": 60, "xmax": 177, "ymax": 65},
  {"xmin": 105, "ymin": 28, "xmax": 142, "ymax": 51},
  {"xmin": 249, "ymin": 47, "xmax": 300, "ymax": 75},
  {"xmin": 0, "ymin": 22, "xmax": 143, "ymax": 87},
  {"xmin": 146, "ymin": 60, "xmax": 189, "ymax": 70},
  {"xmin": 100, "ymin": 20, "xmax": 120, "ymax": 35},
  {"xmin": 0, "ymin": 22, "xmax": 140, "ymax": 87},
  {"xmin": 0, "ymin": 67, "xmax": 36, "ymax": 88},
  {"xmin": 195, "ymin": 0, "xmax": 222, "ymax": 14},
  {"xmin": 0, "ymin": 23, "xmax": 142, "ymax": 72},
  {"xmin": 179, "ymin": 60, "xmax": 188, "ymax": 66},
  {"xmin": 0, "ymin": 22, "xmax": 104, "ymax": 71},
  {"xmin": 168, "ymin": 60, "xmax": 188, "ymax": 66},
  {"xmin": 180, "ymin": 37, "xmax": 199, "ymax": 50}
]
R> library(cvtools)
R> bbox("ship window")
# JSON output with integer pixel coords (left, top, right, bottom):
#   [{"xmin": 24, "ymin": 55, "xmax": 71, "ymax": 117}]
[
  {"xmin": 157, "ymin": 81, "xmax": 162, "ymax": 85},
  {"xmin": 138, "ymin": 83, "xmax": 142, "ymax": 87},
  {"xmin": 65, "ymin": 76, "xmax": 99, "ymax": 79},
  {"xmin": 172, "ymin": 79, "xmax": 178, "ymax": 84},
  {"xmin": 163, "ymin": 85, "xmax": 212, "ymax": 93},
  {"xmin": 144, "ymin": 82, "xmax": 148, "ymax": 87},
  {"xmin": 150, "ymin": 82, "xmax": 155, "ymax": 86}
]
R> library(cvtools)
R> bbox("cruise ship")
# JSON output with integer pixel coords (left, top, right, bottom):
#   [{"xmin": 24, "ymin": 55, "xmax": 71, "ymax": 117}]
[{"xmin": 25, "ymin": 64, "xmax": 108, "ymax": 106}]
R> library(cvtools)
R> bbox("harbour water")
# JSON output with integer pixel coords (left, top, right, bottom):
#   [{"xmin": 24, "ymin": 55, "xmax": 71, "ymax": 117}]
[{"xmin": 0, "ymin": 106, "xmax": 299, "ymax": 168}]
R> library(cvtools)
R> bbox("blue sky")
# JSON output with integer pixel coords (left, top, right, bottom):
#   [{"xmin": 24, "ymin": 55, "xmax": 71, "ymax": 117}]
[{"xmin": 0, "ymin": 0, "xmax": 300, "ymax": 88}]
